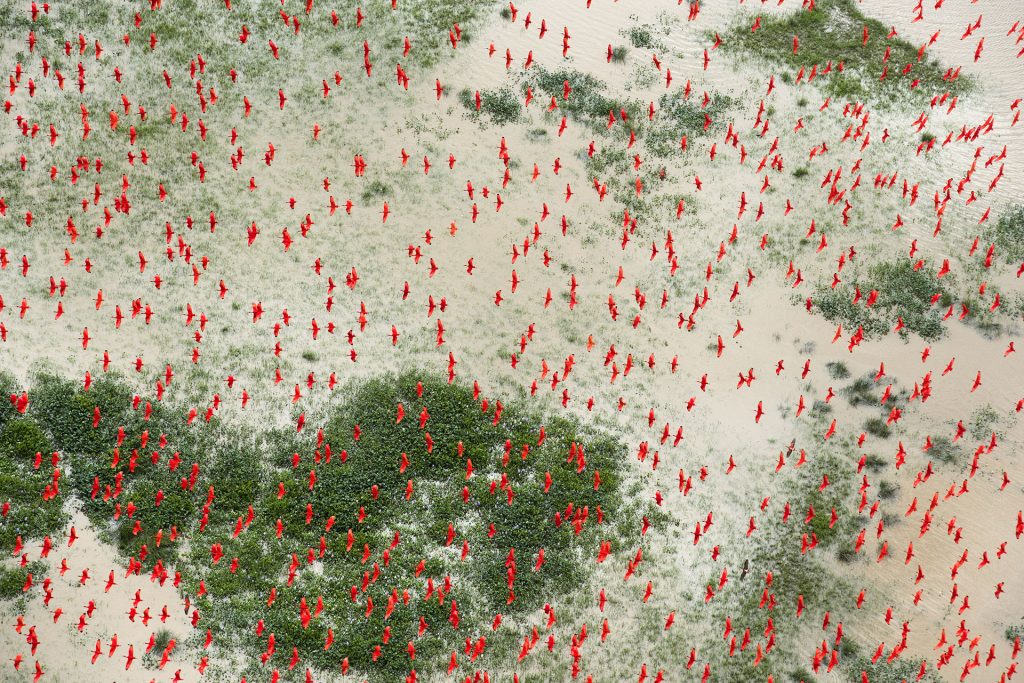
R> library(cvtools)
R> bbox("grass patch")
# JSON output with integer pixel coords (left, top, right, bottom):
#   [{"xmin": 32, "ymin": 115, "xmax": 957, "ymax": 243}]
[
  {"xmin": 843, "ymin": 376, "xmax": 876, "ymax": 406},
  {"xmin": 929, "ymin": 435, "xmax": 960, "ymax": 463},
  {"xmin": 877, "ymin": 479, "xmax": 898, "ymax": 500},
  {"xmin": 361, "ymin": 180, "xmax": 394, "ymax": 203}
]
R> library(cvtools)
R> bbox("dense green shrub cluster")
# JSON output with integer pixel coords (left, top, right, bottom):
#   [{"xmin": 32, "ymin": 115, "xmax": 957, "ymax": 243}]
[
  {"xmin": 459, "ymin": 86, "xmax": 523, "ymax": 124},
  {"xmin": 530, "ymin": 67, "xmax": 643, "ymax": 135},
  {"xmin": 815, "ymin": 259, "xmax": 949, "ymax": 341},
  {"xmin": 1, "ymin": 370, "xmax": 629, "ymax": 681}
]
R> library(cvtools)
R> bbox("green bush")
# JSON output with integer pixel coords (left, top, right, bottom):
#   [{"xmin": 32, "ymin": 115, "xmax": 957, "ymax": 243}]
[{"xmin": 929, "ymin": 435, "xmax": 960, "ymax": 464}]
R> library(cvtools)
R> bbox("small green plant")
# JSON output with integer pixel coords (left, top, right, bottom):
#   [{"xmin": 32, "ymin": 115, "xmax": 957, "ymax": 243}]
[
  {"xmin": 611, "ymin": 45, "xmax": 629, "ymax": 62},
  {"xmin": 844, "ymin": 377, "xmax": 877, "ymax": 406},
  {"xmin": 793, "ymin": 166, "xmax": 810, "ymax": 178},
  {"xmin": 864, "ymin": 417, "xmax": 891, "ymax": 439},
  {"xmin": 360, "ymin": 179, "xmax": 393, "ymax": 202},
  {"xmin": 836, "ymin": 543, "xmax": 856, "ymax": 563},
  {"xmin": 627, "ymin": 26, "xmax": 653, "ymax": 49},
  {"xmin": 878, "ymin": 480, "xmax": 898, "ymax": 500},
  {"xmin": 826, "ymin": 361, "xmax": 850, "ymax": 379},
  {"xmin": 864, "ymin": 454, "xmax": 886, "ymax": 473},
  {"xmin": 928, "ymin": 435, "xmax": 960, "ymax": 464}
]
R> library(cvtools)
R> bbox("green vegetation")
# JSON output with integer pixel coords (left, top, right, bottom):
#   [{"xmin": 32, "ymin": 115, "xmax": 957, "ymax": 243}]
[
  {"xmin": 877, "ymin": 479, "xmax": 898, "ymax": 500},
  {"xmin": 645, "ymin": 92, "xmax": 732, "ymax": 157},
  {"xmin": 697, "ymin": 447, "xmax": 859, "ymax": 679},
  {"xmin": 611, "ymin": 45, "xmax": 629, "ymax": 63},
  {"xmin": 928, "ymin": 435, "xmax": 960, "ymax": 464},
  {"xmin": 725, "ymin": 0, "xmax": 969, "ymax": 104},
  {"xmin": 815, "ymin": 259, "xmax": 949, "ymax": 340},
  {"xmin": 2, "ymin": 370, "xmax": 632, "ymax": 681},
  {"xmin": 968, "ymin": 404, "xmax": 1000, "ymax": 440},
  {"xmin": 0, "ymin": 385, "xmax": 69, "ymax": 548},
  {"xmin": 627, "ymin": 26, "xmax": 655, "ymax": 49},
  {"xmin": 0, "ymin": 562, "xmax": 45, "ymax": 598},
  {"xmin": 843, "ymin": 376, "xmax": 877, "ymax": 406},
  {"xmin": 984, "ymin": 205, "xmax": 1024, "ymax": 263},
  {"xmin": 458, "ymin": 86, "xmax": 522, "ymax": 124},
  {"xmin": 529, "ymin": 67, "xmax": 643, "ymax": 135},
  {"xmin": 864, "ymin": 417, "xmax": 891, "ymax": 439},
  {"xmin": 792, "ymin": 166, "xmax": 810, "ymax": 179},
  {"xmin": 826, "ymin": 361, "xmax": 850, "ymax": 380},
  {"xmin": 864, "ymin": 454, "xmax": 886, "ymax": 473},
  {"xmin": 361, "ymin": 179, "xmax": 394, "ymax": 203}
]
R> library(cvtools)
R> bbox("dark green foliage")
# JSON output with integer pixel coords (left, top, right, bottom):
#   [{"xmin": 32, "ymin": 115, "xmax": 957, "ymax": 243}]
[
  {"xmin": 458, "ymin": 86, "xmax": 522, "ymax": 124},
  {"xmin": 0, "ymin": 371, "xmax": 19, "ymax": 430},
  {"xmin": 0, "ymin": 561, "xmax": 45, "ymax": 598},
  {"xmin": 815, "ymin": 259, "xmax": 948, "ymax": 341},
  {"xmin": 725, "ymin": 0, "xmax": 968, "ymax": 104},
  {"xmin": 984, "ymin": 205, "xmax": 1024, "ymax": 263},
  {"xmin": 0, "ymin": 415, "xmax": 67, "ymax": 548},
  {"xmin": 864, "ymin": 454, "xmax": 886, "ymax": 473},
  {"xmin": 844, "ymin": 377, "xmax": 877, "ymax": 406},
  {"xmin": 361, "ymin": 180, "xmax": 393, "ymax": 202},
  {"xmin": 877, "ymin": 480, "xmax": 898, "ymax": 500},
  {"xmin": 2, "ymin": 370, "xmax": 628, "ymax": 682}
]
